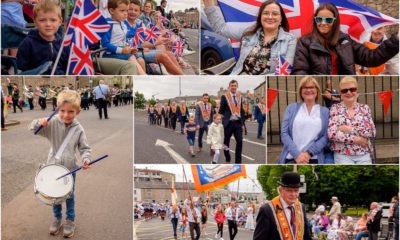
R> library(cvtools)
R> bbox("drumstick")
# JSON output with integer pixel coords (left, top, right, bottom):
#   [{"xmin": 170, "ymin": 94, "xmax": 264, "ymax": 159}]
[
  {"xmin": 56, "ymin": 155, "xmax": 108, "ymax": 180},
  {"xmin": 34, "ymin": 100, "xmax": 67, "ymax": 135}
]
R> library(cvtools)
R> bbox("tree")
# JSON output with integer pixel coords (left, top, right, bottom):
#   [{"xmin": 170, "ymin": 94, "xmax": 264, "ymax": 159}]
[
  {"xmin": 148, "ymin": 98, "xmax": 156, "ymax": 106},
  {"xmin": 257, "ymin": 165, "xmax": 399, "ymax": 207},
  {"xmin": 134, "ymin": 91, "xmax": 146, "ymax": 109}
]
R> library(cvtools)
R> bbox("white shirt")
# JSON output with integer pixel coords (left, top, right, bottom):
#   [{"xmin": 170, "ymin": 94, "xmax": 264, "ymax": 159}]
[
  {"xmin": 225, "ymin": 207, "xmax": 236, "ymax": 221},
  {"xmin": 287, "ymin": 103, "xmax": 321, "ymax": 159},
  {"xmin": 280, "ymin": 197, "xmax": 296, "ymax": 233},
  {"xmin": 228, "ymin": 92, "xmax": 240, "ymax": 121}
]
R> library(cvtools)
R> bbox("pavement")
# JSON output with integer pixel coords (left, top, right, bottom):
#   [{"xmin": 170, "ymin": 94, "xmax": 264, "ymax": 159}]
[
  {"xmin": 134, "ymin": 111, "xmax": 266, "ymax": 164},
  {"xmin": 1, "ymin": 104, "xmax": 133, "ymax": 240},
  {"xmin": 134, "ymin": 215, "xmax": 254, "ymax": 240},
  {"xmin": 181, "ymin": 28, "xmax": 199, "ymax": 75}
]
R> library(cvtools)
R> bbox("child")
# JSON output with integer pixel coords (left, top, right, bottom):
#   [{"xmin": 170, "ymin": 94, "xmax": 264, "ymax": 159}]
[
  {"xmin": 207, "ymin": 114, "xmax": 224, "ymax": 164},
  {"xmin": 29, "ymin": 90, "xmax": 91, "ymax": 238},
  {"xmin": 16, "ymin": 0, "xmax": 69, "ymax": 75},
  {"xmin": 126, "ymin": 0, "xmax": 184, "ymax": 75},
  {"xmin": 101, "ymin": 0, "xmax": 146, "ymax": 74},
  {"xmin": 184, "ymin": 116, "xmax": 197, "ymax": 157},
  {"xmin": 213, "ymin": 206, "xmax": 226, "ymax": 240},
  {"xmin": 180, "ymin": 207, "xmax": 189, "ymax": 240}
]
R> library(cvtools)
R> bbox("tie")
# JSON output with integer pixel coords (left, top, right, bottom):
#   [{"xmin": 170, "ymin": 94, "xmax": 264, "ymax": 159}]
[
  {"xmin": 204, "ymin": 103, "xmax": 208, "ymax": 113},
  {"xmin": 233, "ymin": 95, "xmax": 238, "ymax": 107},
  {"xmin": 289, "ymin": 206, "xmax": 296, "ymax": 235}
]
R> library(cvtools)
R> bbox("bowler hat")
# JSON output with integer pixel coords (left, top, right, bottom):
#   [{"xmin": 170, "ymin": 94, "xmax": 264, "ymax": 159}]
[{"xmin": 278, "ymin": 172, "xmax": 303, "ymax": 188}]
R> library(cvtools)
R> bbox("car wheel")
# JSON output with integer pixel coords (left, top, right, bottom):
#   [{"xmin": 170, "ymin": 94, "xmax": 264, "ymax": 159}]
[{"xmin": 201, "ymin": 49, "xmax": 222, "ymax": 69}]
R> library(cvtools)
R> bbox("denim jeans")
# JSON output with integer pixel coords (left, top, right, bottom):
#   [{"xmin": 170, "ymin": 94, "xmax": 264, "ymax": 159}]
[
  {"xmin": 257, "ymin": 121, "xmax": 264, "ymax": 138},
  {"xmin": 171, "ymin": 218, "xmax": 178, "ymax": 236},
  {"xmin": 355, "ymin": 232, "xmax": 369, "ymax": 240},
  {"xmin": 53, "ymin": 173, "xmax": 76, "ymax": 221},
  {"xmin": 187, "ymin": 137, "xmax": 195, "ymax": 146}
]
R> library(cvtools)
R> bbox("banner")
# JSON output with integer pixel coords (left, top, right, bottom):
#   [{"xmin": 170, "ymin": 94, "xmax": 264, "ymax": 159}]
[
  {"xmin": 191, "ymin": 165, "xmax": 246, "ymax": 192},
  {"xmin": 171, "ymin": 176, "xmax": 178, "ymax": 205},
  {"xmin": 267, "ymin": 88, "xmax": 279, "ymax": 111},
  {"xmin": 377, "ymin": 91, "xmax": 393, "ymax": 116}
]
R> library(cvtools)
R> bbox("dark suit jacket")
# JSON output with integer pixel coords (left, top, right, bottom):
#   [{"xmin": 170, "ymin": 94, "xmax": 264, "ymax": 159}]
[
  {"xmin": 177, "ymin": 105, "xmax": 189, "ymax": 120},
  {"xmin": 253, "ymin": 203, "xmax": 312, "ymax": 240},
  {"xmin": 367, "ymin": 209, "xmax": 382, "ymax": 233},
  {"xmin": 195, "ymin": 102, "xmax": 214, "ymax": 128},
  {"xmin": 219, "ymin": 94, "xmax": 245, "ymax": 128}
]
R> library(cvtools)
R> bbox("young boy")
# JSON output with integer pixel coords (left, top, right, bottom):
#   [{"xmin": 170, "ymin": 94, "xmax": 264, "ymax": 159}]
[
  {"xmin": 184, "ymin": 116, "xmax": 197, "ymax": 157},
  {"xmin": 127, "ymin": 0, "xmax": 184, "ymax": 75},
  {"xmin": 101, "ymin": 0, "xmax": 146, "ymax": 74},
  {"xmin": 16, "ymin": 0, "xmax": 69, "ymax": 75},
  {"xmin": 30, "ymin": 90, "xmax": 91, "ymax": 238}
]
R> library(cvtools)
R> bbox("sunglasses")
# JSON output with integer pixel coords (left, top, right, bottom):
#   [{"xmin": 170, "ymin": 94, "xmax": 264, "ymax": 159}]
[
  {"xmin": 314, "ymin": 16, "xmax": 336, "ymax": 24},
  {"xmin": 340, "ymin": 88, "xmax": 357, "ymax": 94}
]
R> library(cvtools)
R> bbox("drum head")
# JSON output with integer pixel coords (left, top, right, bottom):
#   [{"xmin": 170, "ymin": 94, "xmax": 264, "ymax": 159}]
[{"xmin": 35, "ymin": 165, "xmax": 73, "ymax": 198}]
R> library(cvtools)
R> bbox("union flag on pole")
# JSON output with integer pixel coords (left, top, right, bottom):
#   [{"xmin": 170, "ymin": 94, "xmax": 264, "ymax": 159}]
[{"xmin": 191, "ymin": 165, "xmax": 247, "ymax": 192}]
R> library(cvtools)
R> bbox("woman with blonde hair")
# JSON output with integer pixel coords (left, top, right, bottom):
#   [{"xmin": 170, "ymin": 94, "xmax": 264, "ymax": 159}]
[
  {"xmin": 328, "ymin": 76, "xmax": 376, "ymax": 164},
  {"xmin": 279, "ymin": 76, "xmax": 330, "ymax": 164}
]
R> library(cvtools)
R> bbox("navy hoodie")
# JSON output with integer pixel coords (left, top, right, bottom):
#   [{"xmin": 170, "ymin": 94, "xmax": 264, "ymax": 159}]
[{"xmin": 16, "ymin": 29, "xmax": 69, "ymax": 75}]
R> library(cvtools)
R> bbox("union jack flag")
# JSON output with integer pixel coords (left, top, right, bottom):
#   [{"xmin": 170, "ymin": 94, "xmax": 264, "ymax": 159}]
[
  {"xmin": 68, "ymin": 43, "xmax": 95, "ymax": 75},
  {"xmin": 172, "ymin": 40, "xmax": 183, "ymax": 57},
  {"xmin": 217, "ymin": 0, "xmax": 398, "ymax": 63},
  {"xmin": 158, "ymin": 15, "xmax": 170, "ymax": 26},
  {"xmin": 63, "ymin": 0, "xmax": 110, "ymax": 48},
  {"xmin": 146, "ymin": 24, "xmax": 162, "ymax": 45},
  {"xmin": 274, "ymin": 55, "xmax": 292, "ymax": 75}
]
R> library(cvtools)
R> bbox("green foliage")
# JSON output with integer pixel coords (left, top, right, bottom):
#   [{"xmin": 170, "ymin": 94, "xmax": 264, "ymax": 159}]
[
  {"xmin": 134, "ymin": 91, "xmax": 146, "ymax": 109},
  {"xmin": 257, "ymin": 165, "xmax": 399, "ymax": 207},
  {"xmin": 148, "ymin": 98, "xmax": 157, "ymax": 106}
]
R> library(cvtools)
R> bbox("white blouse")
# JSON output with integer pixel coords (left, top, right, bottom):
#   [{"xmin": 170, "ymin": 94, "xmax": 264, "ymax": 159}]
[{"xmin": 287, "ymin": 103, "xmax": 322, "ymax": 159}]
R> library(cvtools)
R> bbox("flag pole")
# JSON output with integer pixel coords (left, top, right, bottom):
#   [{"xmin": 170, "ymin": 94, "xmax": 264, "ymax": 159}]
[
  {"xmin": 236, "ymin": 178, "xmax": 240, "ymax": 201},
  {"xmin": 50, "ymin": 0, "xmax": 79, "ymax": 75}
]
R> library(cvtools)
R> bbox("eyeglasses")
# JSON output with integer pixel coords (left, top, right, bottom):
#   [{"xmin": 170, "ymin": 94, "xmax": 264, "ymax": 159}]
[
  {"xmin": 340, "ymin": 88, "xmax": 357, "ymax": 94},
  {"xmin": 263, "ymin": 10, "xmax": 281, "ymax": 18},
  {"xmin": 314, "ymin": 16, "xmax": 336, "ymax": 24},
  {"xmin": 302, "ymin": 86, "xmax": 316, "ymax": 90}
]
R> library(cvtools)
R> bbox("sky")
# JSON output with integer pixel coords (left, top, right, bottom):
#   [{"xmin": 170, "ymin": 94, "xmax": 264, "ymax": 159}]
[
  {"xmin": 133, "ymin": 76, "xmax": 266, "ymax": 100},
  {"xmin": 134, "ymin": 164, "xmax": 263, "ymax": 193},
  {"xmin": 153, "ymin": 0, "xmax": 198, "ymax": 12}
]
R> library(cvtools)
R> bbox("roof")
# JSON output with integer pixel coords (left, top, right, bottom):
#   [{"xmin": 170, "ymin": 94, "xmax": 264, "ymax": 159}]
[{"xmin": 134, "ymin": 181, "xmax": 196, "ymax": 190}]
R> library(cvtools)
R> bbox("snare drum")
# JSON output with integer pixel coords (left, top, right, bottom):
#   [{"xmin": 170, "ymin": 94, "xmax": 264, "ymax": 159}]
[{"xmin": 34, "ymin": 164, "xmax": 74, "ymax": 205}]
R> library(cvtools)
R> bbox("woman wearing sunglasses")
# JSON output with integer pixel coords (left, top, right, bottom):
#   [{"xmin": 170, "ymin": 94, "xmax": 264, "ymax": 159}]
[
  {"xmin": 279, "ymin": 76, "xmax": 330, "ymax": 164},
  {"xmin": 291, "ymin": 2, "xmax": 399, "ymax": 75},
  {"xmin": 203, "ymin": 0, "xmax": 296, "ymax": 75},
  {"xmin": 328, "ymin": 77, "xmax": 376, "ymax": 164}
]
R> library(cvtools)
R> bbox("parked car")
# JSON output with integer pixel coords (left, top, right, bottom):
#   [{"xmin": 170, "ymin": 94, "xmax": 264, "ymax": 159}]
[{"xmin": 201, "ymin": 13, "xmax": 235, "ymax": 71}]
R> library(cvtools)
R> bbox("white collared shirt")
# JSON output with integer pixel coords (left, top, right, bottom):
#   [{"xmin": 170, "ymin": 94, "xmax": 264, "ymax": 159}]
[
  {"xmin": 280, "ymin": 197, "xmax": 296, "ymax": 233},
  {"xmin": 287, "ymin": 103, "xmax": 321, "ymax": 159}
]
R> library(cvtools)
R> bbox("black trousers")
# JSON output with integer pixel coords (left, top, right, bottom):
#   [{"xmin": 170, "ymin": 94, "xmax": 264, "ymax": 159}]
[
  {"xmin": 180, "ymin": 116, "xmax": 187, "ymax": 132},
  {"xmin": 38, "ymin": 97, "xmax": 46, "ymax": 110},
  {"xmin": 170, "ymin": 117, "xmax": 177, "ymax": 130},
  {"xmin": 198, "ymin": 125, "xmax": 209, "ymax": 148},
  {"xmin": 228, "ymin": 220, "xmax": 237, "ymax": 240},
  {"xmin": 223, "ymin": 121, "xmax": 243, "ymax": 163},
  {"xmin": 52, "ymin": 98, "xmax": 57, "ymax": 111},
  {"xmin": 1, "ymin": 99, "xmax": 5, "ymax": 128},
  {"xmin": 156, "ymin": 115, "xmax": 162, "ymax": 125},
  {"xmin": 164, "ymin": 117, "xmax": 169, "ymax": 128},
  {"xmin": 189, "ymin": 222, "xmax": 200, "ymax": 240},
  {"xmin": 28, "ymin": 98, "xmax": 34, "ymax": 110},
  {"xmin": 97, "ymin": 98, "xmax": 108, "ymax": 119},
  {"xmin": 12, "ymin": 99, "xmax": 22, "ymax": 113},
  {"xmin": 217, "ymin": 223, "xmax": 224, "ymax": 237}
]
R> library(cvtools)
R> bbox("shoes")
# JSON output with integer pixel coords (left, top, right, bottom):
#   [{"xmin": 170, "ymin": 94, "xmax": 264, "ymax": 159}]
[
  {"xmin": 220, "ymin": 238, "xmax": 224, "ymax": 240},
  {"xmin": 211, "ymin": 161, "xmax": 217, "ymax": 164},
  {"xmin": 105, "ymin": 117, "xmax": 109, "ymax": 119},
  {"xmin": 63, "ymin": 219, "xmax": 75, "ymax": 238},
  {"xmin": 49, "ymin": 218, "xmax": 62, "ymax": 235},
  {"xmin": 257, "ymin": 136, "xmax": 264, "ymax": 140},
  {"xmin": 181, "ymin": 49, "xmax": 196, "ymax": 56},
  {"xmin": 196, "ymin": 148, "xmax": 202, "ymax": 153},
  {"xmin": 215, "ymin": 234, "xmax": 218, "ymax": 238}
]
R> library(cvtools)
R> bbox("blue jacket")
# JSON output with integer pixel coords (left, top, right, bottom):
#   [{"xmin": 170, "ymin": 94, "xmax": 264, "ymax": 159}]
[
  {"xmin": 253, "ymin": 104, "xmax": 266, "ymax": 123},
  {"xmin": 279, "ymin": 103, "xmax": 330, "ymax": 164},
  {"xmin": 16, "ymin": 29, "xmax": 69, "ymax": 74},
  {"xmin": 101, "ymin": 18, "xmax": 136, "ymax": 54},
  {"xmin": 204, "ymin": 6, "xmax": 297, "ymax": 75}
]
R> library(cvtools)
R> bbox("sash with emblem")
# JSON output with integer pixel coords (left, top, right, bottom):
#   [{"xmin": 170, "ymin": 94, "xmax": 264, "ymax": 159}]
[
  {"xmin": 226, "ymin": 92, "xmax": 241, "ymax": 117},
  {"xmin": 180, "ymin": 104, "xmax": 187, "ymax": 116},
  {"xmin": 268, "ymin": 196, "xmax": 304, "ymax": 240},
  {"xmin": 171, "ymin": 105, "xmax": 177, "ymax": 113},
  {"xmin": 258, "ymin": 103, "xmax": 266, "ymax": 114},
  {"xmin": 198, "ymin": 101, "xmax": 211, "ymax": 121}
]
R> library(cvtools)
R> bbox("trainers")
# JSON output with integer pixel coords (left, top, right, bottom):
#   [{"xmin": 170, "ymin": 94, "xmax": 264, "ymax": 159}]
[
  {"xmin": 220, "ymin": 238, "xmax": 224, "ymax": 240},
  {"xmin": 63, "ymin": 219, "xmax": 75, "ymax": 238},
  {"xmin": 49, "ymin": 218, "xmax": 62, "ymax": 235},
  {"xmin": 215, "ymin": 234, "xmax": 218, "ymax": 238}
]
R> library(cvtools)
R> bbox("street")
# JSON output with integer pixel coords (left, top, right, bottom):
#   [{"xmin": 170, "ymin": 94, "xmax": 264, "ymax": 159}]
[
  {"xmin": 182, "ymin": 28, "xmax": 200, "ymax": 75},
  {"xmin": 134, "ymin": 216, "xmax": 254, "ymax": 240},
  {"xmin": 1, "ymin": 104, "xmax": 133, "ymax": 239},
  {"xmin": 134, "ymin": 111, "xmax": 266, "ymax": 164}
]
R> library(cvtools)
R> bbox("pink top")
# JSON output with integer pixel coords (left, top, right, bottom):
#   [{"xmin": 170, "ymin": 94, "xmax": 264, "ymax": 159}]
[{"xmin": 328, "ymin": 102, "xmax": 375, "ymax": 155}]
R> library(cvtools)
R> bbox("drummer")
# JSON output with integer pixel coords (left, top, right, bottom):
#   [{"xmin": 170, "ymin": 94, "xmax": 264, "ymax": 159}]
[{"xmin": 30, "ymin": 90, "xmax": 92, "ymax": 238}]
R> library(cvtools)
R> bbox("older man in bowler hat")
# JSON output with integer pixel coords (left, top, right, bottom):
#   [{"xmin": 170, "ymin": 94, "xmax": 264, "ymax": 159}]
[{"xmin": 253, "ymin": 172, "xmax": 312, "ymax": 240}]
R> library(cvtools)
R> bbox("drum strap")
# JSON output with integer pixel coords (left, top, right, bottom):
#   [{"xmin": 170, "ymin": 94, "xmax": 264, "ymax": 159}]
[{"xmin": 55, "ymin": 126, "xmax": 78, "ymax": 160}]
